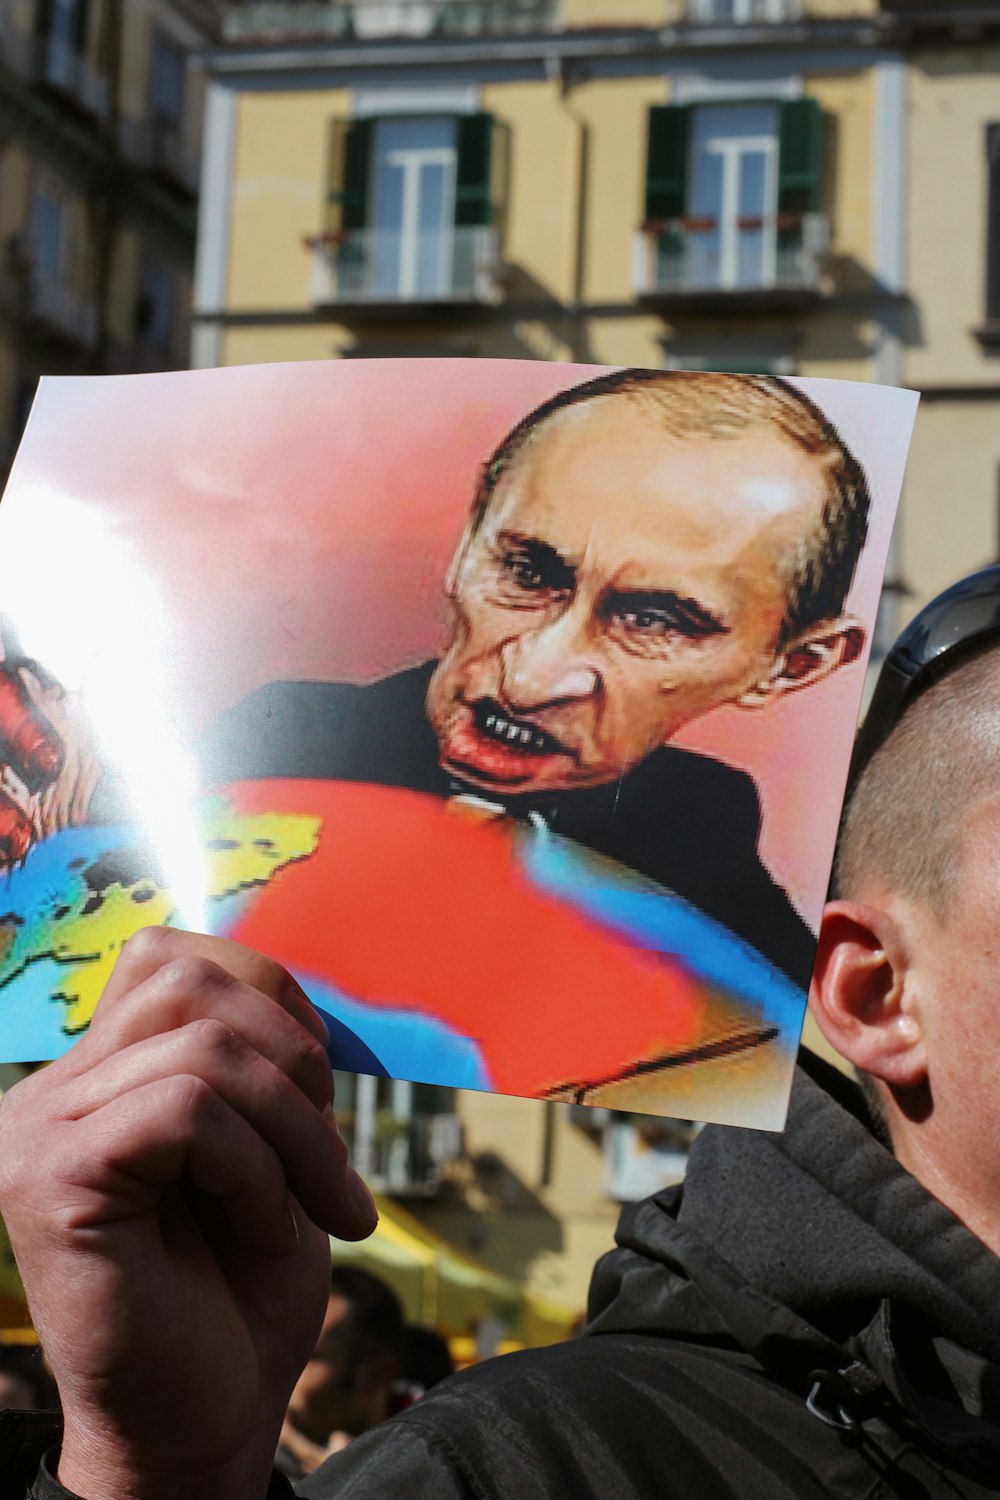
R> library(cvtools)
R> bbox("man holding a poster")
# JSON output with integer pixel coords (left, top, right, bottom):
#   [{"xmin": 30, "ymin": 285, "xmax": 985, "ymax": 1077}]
[
  {"xmin": 200, "ymin": 368, "xmax": 870, "ymax": 990},
  {"xmin": 2, "ymin": 568, "xmax": 1000, "ymax": 1498}
]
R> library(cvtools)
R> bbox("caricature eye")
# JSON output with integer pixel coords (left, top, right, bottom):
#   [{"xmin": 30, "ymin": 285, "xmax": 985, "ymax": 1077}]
[
  {"xmin": 617, "ymin": 607, "xmax": 676, "ymax": 635},
  {"xmin": 503, "ymin": 551, "xmax": 548, "ymax": 591},
  {"xmin": 605, "ymin": 592, "xmax": 728, "ymax": 654}
]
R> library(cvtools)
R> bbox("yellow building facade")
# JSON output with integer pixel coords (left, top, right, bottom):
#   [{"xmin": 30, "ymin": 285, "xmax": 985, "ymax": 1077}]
[{"xmin": 191, "ymin": 0, "xmax": 1000, "ymax": 1316}]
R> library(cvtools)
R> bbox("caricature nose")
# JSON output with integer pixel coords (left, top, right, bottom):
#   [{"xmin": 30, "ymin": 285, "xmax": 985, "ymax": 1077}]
[{"xmin": 501, "ymin": 613, "xmax": 601, "ymax": 710}]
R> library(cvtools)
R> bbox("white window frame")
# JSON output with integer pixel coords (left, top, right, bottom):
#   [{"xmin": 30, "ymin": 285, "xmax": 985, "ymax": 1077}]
[
  {"xmin": 688, "ymin": 104, "xmax": 779, "ymax": 289},
  {"xmin": 369, "ymin": 116, "xmax": 459, "ymax": 299}
]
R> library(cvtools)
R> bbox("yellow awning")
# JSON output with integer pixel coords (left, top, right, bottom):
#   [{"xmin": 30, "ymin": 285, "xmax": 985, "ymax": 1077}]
[{"xmin": 330, "ymin": 1196, "xmax": 581, "ymax": 1346}]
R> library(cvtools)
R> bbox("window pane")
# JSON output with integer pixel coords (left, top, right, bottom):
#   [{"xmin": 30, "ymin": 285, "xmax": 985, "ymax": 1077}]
[
  {"xmin": 689, "ymin": 105, "xmax": 777, "ymax": 288},
  {"xmin": 152, "ymin": 35, "xmax": 184, "ymax": 124},
  {"xmin": 49, "ymin": 0, "xmax": 77, "ymax": 46},
  {"xmin": 370, "ymin": 116, "xmax": 457, "ymax": 297},
  {"xmin": 140, "ymin": 263, "xmax": 173, "ymax": 348},
  {"xmin": 33, "ymin": 191, "xmax": 63, "ymax": 276}
]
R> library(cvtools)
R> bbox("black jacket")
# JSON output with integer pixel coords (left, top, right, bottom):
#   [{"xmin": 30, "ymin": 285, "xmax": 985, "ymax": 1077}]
[
  {"xmin": 198, "ymin": 663, "xmax": 815, "ymax": 987},
  {"xmin": 10, "ymin": 1051, "xmax": 1000, "ymax": 1499}
]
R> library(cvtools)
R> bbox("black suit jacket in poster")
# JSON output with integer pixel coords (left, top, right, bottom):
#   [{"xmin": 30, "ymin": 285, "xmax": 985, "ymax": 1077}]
[{"xmin": 198, "ymin": 662, "xmax": 816, "ymax": 989}]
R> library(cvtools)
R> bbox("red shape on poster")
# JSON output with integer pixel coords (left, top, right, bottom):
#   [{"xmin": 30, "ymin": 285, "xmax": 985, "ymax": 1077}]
[{"xmin": 226, "ymin": 779, "xmax": 705, "ymax": 1097}]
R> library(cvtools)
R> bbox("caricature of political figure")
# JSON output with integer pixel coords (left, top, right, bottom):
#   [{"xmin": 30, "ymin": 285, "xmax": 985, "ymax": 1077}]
[{"xmin": 198, "ymin": 368, "xmax": 870, "ymax": 989}]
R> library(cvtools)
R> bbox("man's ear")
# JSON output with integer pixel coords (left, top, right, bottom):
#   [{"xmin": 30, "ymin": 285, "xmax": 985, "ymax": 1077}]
[
  {"xmin": 808, "ymin": 899, "xmax": 927, "ymax": 1089},
  {"xmin": 738, "ymin": 620, "xmax": 865, "ymax": 707}
]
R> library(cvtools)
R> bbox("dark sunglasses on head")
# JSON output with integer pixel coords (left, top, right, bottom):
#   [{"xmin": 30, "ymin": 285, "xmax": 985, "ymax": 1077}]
[{"xmin": 849, "ymin": 564, "xmax": 1000, "ymax": 792}]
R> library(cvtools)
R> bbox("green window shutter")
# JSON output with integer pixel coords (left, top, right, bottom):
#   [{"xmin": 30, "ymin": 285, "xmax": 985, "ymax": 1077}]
[
  {"xmin": 644, "ymin": 105, "xmax": 688, "ymax": 222},
  {"xmin": 328, "ymin": 117, "xmax": 372, "ymax": 233},
  {"xmin": 777, "ymin": 99, "xmax": 823, "ymax": 215},
  {"xmin": 454, "ymin": 112, "xmax": 494, "ymax": 228}
]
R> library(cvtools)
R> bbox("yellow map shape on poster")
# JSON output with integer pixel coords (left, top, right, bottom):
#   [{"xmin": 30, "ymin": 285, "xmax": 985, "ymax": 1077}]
[{"xmin": 0, "ymin": 802, "xmax": 321, "ymax": 1034}]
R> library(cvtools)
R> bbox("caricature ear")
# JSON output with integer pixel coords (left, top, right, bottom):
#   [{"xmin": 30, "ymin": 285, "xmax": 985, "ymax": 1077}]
[{"xmin": 738, "ymin": 620, "xmax": 865, "ymax": 707}]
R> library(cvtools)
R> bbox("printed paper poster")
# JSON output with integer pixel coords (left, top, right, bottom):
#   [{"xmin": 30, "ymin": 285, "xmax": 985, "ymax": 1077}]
[{"xmin": 0, "ymin": 360, "xmax": 915, "ymax": 1127}]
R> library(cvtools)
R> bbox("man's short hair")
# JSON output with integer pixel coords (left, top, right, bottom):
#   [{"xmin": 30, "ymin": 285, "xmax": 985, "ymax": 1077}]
[
  {"xmin": 472, "ymin": 368, "xmax": 871, "ymax": 653},
  {"xmin": 832, "ymin": 639, "xmax": 1000, "ymax": 913},
  {"xmin": 328, "ymin": 1265, "xmax": 405, "ymax": 1366},
  {"xmin": 829, "ymin": 642, "xmax": 1000, "ymax": 1140}
]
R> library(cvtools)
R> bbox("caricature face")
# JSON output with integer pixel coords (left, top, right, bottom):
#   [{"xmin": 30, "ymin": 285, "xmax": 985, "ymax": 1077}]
[{"xmin": 425, "ymin": 398, "xmax": 833, "ymax": 797}]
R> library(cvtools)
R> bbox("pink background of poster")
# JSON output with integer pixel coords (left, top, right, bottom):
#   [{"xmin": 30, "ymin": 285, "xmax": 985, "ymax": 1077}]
[{"xmin": 3, "ymin": 359, "xmax": 916, "ymax": 931}]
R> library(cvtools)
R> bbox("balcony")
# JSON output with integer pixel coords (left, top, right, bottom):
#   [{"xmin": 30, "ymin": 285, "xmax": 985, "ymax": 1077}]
[
  {"xmin": 310, "ymin": 225, "xmax": 501, "ymax": 312},
  {"xmin": 633, "ymin": 211, "xmax": 829, "ymax": 312},
  {"xmin": 28, "ymin": 271, "xmax": 98, "ymax": 346},
  {"xmin": 119, "ymin": 116, "xmax": 202, "ymax": 196},
  {"xmin": 344, "ymin": 1110, "xmax": 464, "ymax": 1197},
  {"xmin": 686, "ymin": 0, "xmax": 801, "ymax": 20},
  {"xmin": 223, "ymin": 0, "xmax": 560, "ymax": 43},
  {"xmin": 35, "ymin": 36, "xmax": 109, "ymax": 119}
]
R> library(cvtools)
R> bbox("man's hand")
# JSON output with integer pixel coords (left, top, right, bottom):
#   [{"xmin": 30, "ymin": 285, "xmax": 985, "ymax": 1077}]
[{"xmin": 0, "ymin": 928, "xmax": 378, "ymax": 1500}]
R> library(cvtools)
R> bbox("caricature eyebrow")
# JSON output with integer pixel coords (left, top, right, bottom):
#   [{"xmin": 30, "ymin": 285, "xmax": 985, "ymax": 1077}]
[
  {"xmin": 603, "ymin": 588, "xmax": 730, "ymax": 638},
  {"xmin": 496, "ymin": 531, "xmax": 577, "ymax": 590}
]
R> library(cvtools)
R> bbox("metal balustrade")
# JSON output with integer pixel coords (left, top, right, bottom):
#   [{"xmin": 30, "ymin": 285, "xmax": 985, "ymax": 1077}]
[
  {"xmin": 36, "ymin": 35, "xmax": 110, "ymax": 118},
  {"xmin": 633, "ymin": 212, "xmax": 829, "ymax": 298},
  {"xmin": 29, "ymin": 272, "xmax": 99, "ymax": 346},
  {"xmin": 119, "ymin": 116, "xmax": 201, "ymax": 193},
  {"xmin": 224, "ymin": 0, "xmax": 560, "ymax": 42},
  {"xmin": 310, "ymin": 224, "xmax": 500, "ymax": 306},
  {"xmin": 342, "ymin": 1112, "xmax": 465, "ymax": 1196}
]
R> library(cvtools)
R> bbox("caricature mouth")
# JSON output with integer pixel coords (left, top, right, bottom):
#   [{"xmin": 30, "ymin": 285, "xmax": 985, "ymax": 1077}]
[
  {"xmin": 438, "ymin": 698, "xmax": 575, "ymax": 787},
  {"xmin": 471, "ymin": 699, "xmax": 569, "ymax": 757}
]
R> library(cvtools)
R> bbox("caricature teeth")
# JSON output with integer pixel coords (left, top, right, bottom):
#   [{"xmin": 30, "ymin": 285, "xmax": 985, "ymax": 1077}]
[{"xmin": 474, "ymin": 703, "xmax": 562, "ymax": 756}]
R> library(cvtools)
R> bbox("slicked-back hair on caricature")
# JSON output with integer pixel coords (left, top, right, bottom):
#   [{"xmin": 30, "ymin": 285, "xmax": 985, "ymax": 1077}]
[{"xmin": 470, "ymin": 368, "xmax": 872, "ymax": 654}]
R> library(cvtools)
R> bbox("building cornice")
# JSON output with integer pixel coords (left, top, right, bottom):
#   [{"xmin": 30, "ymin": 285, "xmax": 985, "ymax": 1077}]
[
  {"xmin": 199, "ymin": 8, "xmax": 1000, "ymax": 78},
  {"xmin": 198, "ymin": 19, "xmax": 888, "ymax": 77}
]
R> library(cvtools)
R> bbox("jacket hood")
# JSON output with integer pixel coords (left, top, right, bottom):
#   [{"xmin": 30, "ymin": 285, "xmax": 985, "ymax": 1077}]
[{"xmin": 586, "ymin": 1050, "xmax": 1000, "ymax": 1396}]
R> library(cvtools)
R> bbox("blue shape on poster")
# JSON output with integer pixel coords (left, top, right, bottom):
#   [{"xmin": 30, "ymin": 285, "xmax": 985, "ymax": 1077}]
[
  {"xmin": 301, "ymin": 975, "xmax": 491, "ymax": 1090},
  {"xmin": 519, "ymin": 832, "xmax": 806, "ymax": 1037}
]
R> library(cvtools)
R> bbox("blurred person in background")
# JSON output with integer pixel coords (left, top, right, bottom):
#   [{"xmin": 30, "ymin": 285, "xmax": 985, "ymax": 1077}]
[
  {"xmin": 277, "ymin": 1266, "xmax": 405, "ymax": 1480},
  {"xmin": 398, "ymin": 1325, "xmax": 455, "ymax": 1403},
  {"xmin": 0, "ymin": 1343, "xmax": 55, "ymax": 1412}
]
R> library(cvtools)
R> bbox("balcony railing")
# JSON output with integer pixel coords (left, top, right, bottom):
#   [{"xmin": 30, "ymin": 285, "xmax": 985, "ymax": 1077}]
[
  {"xmin": 343, "ymin": 1112, "xmax": 464, "ymax": 1196},
  {"xmin": 310, "ymin": 225, "xmax": 500, "ymax": 307},
  {"xmin": 686, "ymin": 0, "xmax": 801, "ymax": 20},
  {"xmin": 633, "ymin": 212, "xmax": 829, "ymax": 301},
  {"xmin": 36, "ymin": 36, "xmax": 109, "ymax": 118},
  {"xmin": 224, "ymin": 0, "xmax": 559, "ymax": 43},
  {"xmin": 28, "ymin": 272, "xmax": 99, "ymax": 346},
  {"xmin": 119, "ymin": 116, "xmax": 201, "ymax": 195}
]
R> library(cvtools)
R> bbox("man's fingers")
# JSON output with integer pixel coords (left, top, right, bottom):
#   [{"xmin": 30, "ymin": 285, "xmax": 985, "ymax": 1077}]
[
  {"xmin": 59, "ymin": 1022, "xmax": 353, "ymax": 1233},
  {"xmin": 75, "ymin": 1075, "xmax": 377, "ymax": 1249},
  {"xmin": 94, "ymin": 928, "xmax": 328, "ymax": 1045},
  {"xmin": 80, "ymin": 1075, "xmax": 301, "ymax": 1259},
  {"xmin": 66, "ymin": 945, "xmax": 333, "ymax": 1113}
]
